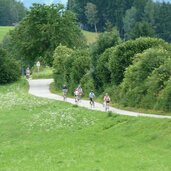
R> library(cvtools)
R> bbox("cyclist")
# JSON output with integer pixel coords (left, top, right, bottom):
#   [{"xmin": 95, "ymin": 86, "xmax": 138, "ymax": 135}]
[
  {"xmin": 103, "ymin": 93, "xmax": 111, "ymax": 111},
  {"xmin": 62, "ymin": 84, "xmax": 68, "ymax": 101},
  {"xmin": 77, "ymin": 85, "xmax": 83, "ymax": 100},
  {"xmin": 26, "ymin": 67, "xmax": 30, "ymax": 79},
  {"xmin": 74, "ymin": 88, "xmax": 80, "ymax": 103},
  {"xmin": 89, "ymin": 90, "xmax": 95, "ymax": 107}
]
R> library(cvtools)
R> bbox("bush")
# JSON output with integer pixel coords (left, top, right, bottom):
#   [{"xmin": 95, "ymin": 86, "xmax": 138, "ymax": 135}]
[
  {"xmin": 69, "ymin": 49, "xmax": 91, "ymax": 92},
  {"xmin": 117, "ymin": 47, "xmax": 171, "ymax": 110},
  {"xmin": 53, "ymin": 45, "xmax": 74, "ymax": 89},
  {"xmin": 0, "ymin": 48, "xmax": 20, "ymax": 84},
  {"xmin": 156, "ymin": 78, "xmax": 171, "ymax": 111},
  {"xmin": 109, "ymin": 37, "xmax": 167, "ymax": 85},
  {"xmin": 95, "ymin": 47, "xmax": 114, "ymax": 91},
  {"xmin": 80, "ymin": 73, "xmax": 95, "ymax": 96}
]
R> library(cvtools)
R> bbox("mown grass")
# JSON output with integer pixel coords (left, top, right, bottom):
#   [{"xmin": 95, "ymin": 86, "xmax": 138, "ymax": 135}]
[
  {"xmin": 1, "ymin": 79, "xmax": 171, "ymax": 170},
  {"xmin": 0, "ymin": 26, "xmax": 14, "ymax": 42},
  {"xmin": 82, "ymin": 30, "xmax": 99, "ymax": 45}
]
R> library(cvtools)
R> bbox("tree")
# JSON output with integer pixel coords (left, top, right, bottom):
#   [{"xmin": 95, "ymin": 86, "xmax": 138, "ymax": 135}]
[
  {"xmin": 7, "ymin": 4, "xmax": 86, "ymax": 66},
  {"xmin": 109, "ymin": 37, "xmax": 166, "ymax": 85},
  {"xmin": 123, "ymin": 6, "xmax": 137, "ymax": 40},
  {"xmin": 0, "ymin": 0, "xmax": 26, "ymax": 26},
  {"xmin": 130, "ymin": 21, "xmax": 155, "ymax": 39},
  {"xmin": 154, "ymin": 2, "xmax": 171, "ymax": 42},
  {"xmin": 0, "ymin": 47, "xmax": 20, "ymax": 84},
  {"xmin": 53, "ymin": 45, "xmax": 74, "ymax": 89},
  {"xmin": 85, "ymin": 2, "xmax": 99, "ymax": 32}
]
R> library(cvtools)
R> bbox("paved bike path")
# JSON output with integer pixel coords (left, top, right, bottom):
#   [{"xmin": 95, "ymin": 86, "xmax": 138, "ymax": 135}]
[{"xmin": 28, "ymin": 79, "xmax": 171, "ymax": 119}]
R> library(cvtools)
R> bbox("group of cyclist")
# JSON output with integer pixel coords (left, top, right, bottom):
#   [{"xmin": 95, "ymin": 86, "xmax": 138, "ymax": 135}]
[{"xmin": 62, "ymin": 84, "xmax": 111, "ymax": 110}]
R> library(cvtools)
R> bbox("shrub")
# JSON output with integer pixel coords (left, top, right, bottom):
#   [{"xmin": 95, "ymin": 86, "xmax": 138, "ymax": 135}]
[
  {"xmin": 0, "ymin": 48, "xmax": 20, "ymax": 84},
  {"xmin": 80, "ymin": 73, "xmax": 95, "ymax": 96},
  {"xmin": 109, "ymin": 37, "xmax": 167, "ymax": 85},
  {"xmin": 95, "ymin": 47, "xmax": 114, "ymax": 91},
  {"xmin": 53, "ymin": 45, "xmax": 74, "ymax": 89},
  {"xmin": 69, "ymin": 49, "xmax": 91, "ymax": 92},
  {"xmin": 118, "ymin": 47, "xmax": 171, "ymax": 109},
  {"xmin": 156, "ymin": 78, "xmax": 171, "ymax": 111}
]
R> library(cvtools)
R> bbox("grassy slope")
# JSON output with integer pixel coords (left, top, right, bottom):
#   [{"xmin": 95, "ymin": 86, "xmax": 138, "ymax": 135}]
[
  {"xmin": 82, "ymin": 30, "xmax": 99, "ymax": 45},
  {"xmin": 0, "ymin": 26, "xmax": 14, "ymax": 42},
  {"xmin": 1, "ymin": 79, "xmax": 171, "ymax": 171}
]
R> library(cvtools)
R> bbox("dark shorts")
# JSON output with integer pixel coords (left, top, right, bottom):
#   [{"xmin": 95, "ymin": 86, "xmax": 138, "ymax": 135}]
[
  {"xmin": 106, "ymin": 100, "xmax": 110, "ymax": 103},
  {"xmin": 89, "ymin": 98, "xmax": 93, "ymax": 101}
]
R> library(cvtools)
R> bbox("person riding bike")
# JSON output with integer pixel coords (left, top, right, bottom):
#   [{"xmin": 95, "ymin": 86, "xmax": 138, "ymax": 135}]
[
  {"xmin": 74, "ymin": 88, "xmax": 80, "ymax": 103},
  {"xmin": 62, "ymin": 84, "xmax": 68, "ymax": 100},
  {"xmin": 89, "ymin": 90, "xmax": 95, "ymax": 107},
  {"xmin": 77, "ymin": 85, "xmax": 83, "ymax": 100},
  {"xmin": 103, "ymin": 93, "xmax": 111, "ymax": 111},
  {"xmin": 26, "ymin": 67, "xmax": 30, "ymax": 79}
]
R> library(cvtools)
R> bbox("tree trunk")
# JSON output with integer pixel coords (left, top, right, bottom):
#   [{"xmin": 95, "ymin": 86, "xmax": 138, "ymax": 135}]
[{"xmin": 94, "ymin": 23, "xmax": 97, "ymax": 33}]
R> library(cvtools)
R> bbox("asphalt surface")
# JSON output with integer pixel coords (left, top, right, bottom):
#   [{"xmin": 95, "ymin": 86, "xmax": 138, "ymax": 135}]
[{"xmin": 28, "ymin": 79, "xmax": 171, "ymax": 119}]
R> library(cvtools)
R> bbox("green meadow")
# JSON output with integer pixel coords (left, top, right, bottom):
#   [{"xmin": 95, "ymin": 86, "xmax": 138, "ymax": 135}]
[
  {"xmin": 0, "ymin": 26, "xmax": 14, "ymax": 42},
  {"xmin": 0, "ymin": 27, "xmax": 98, "ymax": 45},
  {"xmin": 1, "ymin": 79, "xmax": 171, "ymax": 171},
  {"xmin": 82, "ymin": 30, "xmax": 99, "ymax": 44}
]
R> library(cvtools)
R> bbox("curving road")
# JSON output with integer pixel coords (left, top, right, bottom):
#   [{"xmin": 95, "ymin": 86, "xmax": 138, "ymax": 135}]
[{"xmin": 28, "ymin": 79, "xmax": 171, "ymax": 119}]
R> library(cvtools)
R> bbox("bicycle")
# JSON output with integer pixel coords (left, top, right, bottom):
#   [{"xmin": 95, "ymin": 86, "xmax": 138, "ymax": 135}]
[
  {"xmin": 90, "ymin": 98, "xmax": 95, "ymax": 108},
  {"xmin": 63, "ymin": 91, "xmax": 67, "ymax": 101},
  {"xmin": 75, "ymin": 95, "xmax": 80, "ymax": 104},
  {"xmin": 104, "ymin": 101, "xmax": 110, "ymax": 111}
]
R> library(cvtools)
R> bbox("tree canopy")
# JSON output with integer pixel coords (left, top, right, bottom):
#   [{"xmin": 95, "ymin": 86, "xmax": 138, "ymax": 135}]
[
  {"xmin": 6, "ymin": 3, "xmax": 86, "ymax": 66},
  {"xmin": 0, "ymin": 0, "xmax": 26, "ymax": 26}
]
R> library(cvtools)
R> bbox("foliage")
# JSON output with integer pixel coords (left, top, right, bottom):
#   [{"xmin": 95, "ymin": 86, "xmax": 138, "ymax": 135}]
[
  {"xmin": 154, "ymin": 2, "xmax": 171, "ymax": 42},
  {"xmin": 95, "ymin": 47, "xmax": 114, "ymax": 91},
  {"xmin": 0, "ymin": 0, "xmax": 26, "ymax": 26},
  {"xmin": 7, "ymin": 4, "xmax": 86, "ymax": 66},
  {"xmin": 68, "ymin": 0, "xmax": 171, "ymax": 43},
  {"xmin": 80, "ymin": 72, "xmax": 95, "ymax": 96},
  {"xmin": 117, "ymin": 48, "xmax": 171, "ymax": 111},
  {"xmin": 53, "ymin": 45, "xmax": 74, "ymax": 89},
  {"xmin": 109, "ymin": 37, "xmax": 166, "ymax": 85},
  {"xmin": 0, "ymin": 47, "xmax": 20, "ymax": 84},
  {"xmin": 31, "ymin": 66, "xmax": 53, "ymax": 79},
  {"xmin": 69, "ymin": 49, "xmax": 91, "ymax": 92},
  {"xmin": 85, "ymin": 2, "xmax": 99, "ymax": 32},
  {"xmin": 68, "ymin": 0, "xmax": 134, "ymax": 34},
  {"xmin": 157, "ymin": 77, "xmax": 171, "ymax": 111},
  {"xmin": 91, "ymin": 28, "xmax": 121, "ymax": 90}
]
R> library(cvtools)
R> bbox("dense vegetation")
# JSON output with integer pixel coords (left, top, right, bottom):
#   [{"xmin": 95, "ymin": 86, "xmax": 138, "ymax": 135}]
[
  {"xmin": 53, "ymin": 31, "xmax": 171, "ymax": 112},
  {"xmin": 1, "ymin": 1, "xmax": 171, "ymax": 112},
  {"xmin": 1, "ymin": 80, "xmax": 171, "ymax": 170},
  {"xmin": 68, "ymin": 0, "xmax": 171, "ymax": 42},
  {"xmin": 3, "ymin": 3, "xmax": 86, "ymax": 67},
  {"xmin": 0, "ymin": 47, "xmax": 20, "ymax": 84},
  {"xmin": 0, "ymin": 0, "xmax": 26, "ymax": 26}
]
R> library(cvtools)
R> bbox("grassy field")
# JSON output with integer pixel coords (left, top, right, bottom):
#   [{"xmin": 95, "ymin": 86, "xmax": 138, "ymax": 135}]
[
  {"xmin": 82, "ymin": 30, "xmax": 99, "ymax": 45},
  {"xmin": 0, "ymin": 26, "xmax": 14, "ymax": 42},
  {"xmin": 1, "ymin": 79, "xmax": 171, "ymax": 171}
]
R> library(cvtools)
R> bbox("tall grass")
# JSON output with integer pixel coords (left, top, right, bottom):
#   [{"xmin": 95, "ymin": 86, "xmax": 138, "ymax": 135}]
[{"xmin": 1, "ymin": 79, "xmax": 171, "ymax": 170}]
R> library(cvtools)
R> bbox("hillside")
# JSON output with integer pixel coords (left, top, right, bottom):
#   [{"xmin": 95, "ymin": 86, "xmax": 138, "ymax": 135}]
[
  {"xmin": 0, "ymin": 26, "xmax": 14, "ymax": 42},
  {"xmin": 1, "ymin": 79, "xmax": 171, "ymax": 170},
  {"xmin": 82, "ymin": 30, "xmax": 99, "ymax": 44}
]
